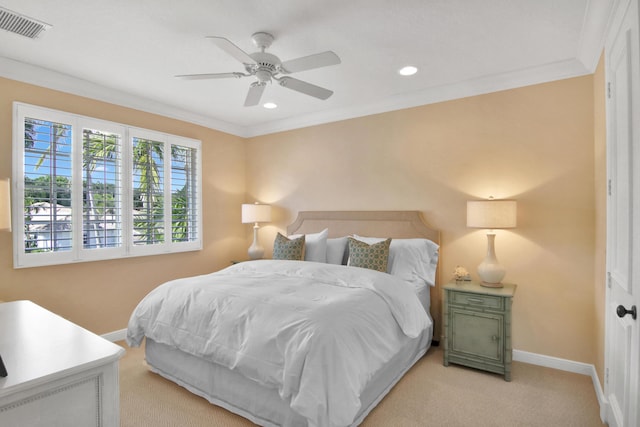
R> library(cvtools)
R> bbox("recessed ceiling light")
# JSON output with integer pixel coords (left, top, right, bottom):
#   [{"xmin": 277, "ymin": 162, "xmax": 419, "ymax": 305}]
[
  {"xmin": 398, "ymin": 66, "xmax": 418, "ymax": 76},
  {"xmin": 263, "ymin": 102, "xmax": 277, "ymax": 109}
]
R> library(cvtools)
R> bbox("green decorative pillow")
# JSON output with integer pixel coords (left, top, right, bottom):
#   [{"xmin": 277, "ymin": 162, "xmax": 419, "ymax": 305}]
[
  {"xmin": 347, "ymin": 237, "xmax": 391, "ymax": 272},
  {"xmin": 273, "ymin": 233, "xmax": 305, "ymax": 260}
]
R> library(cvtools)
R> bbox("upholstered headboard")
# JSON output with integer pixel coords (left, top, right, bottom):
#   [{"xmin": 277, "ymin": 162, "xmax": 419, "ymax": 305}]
[{"xmin": 287, "ymin": 210, "xmax": 442, "ymax": 342}]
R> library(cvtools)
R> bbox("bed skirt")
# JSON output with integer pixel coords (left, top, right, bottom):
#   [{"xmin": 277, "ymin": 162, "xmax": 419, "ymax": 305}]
[{"xmin": 144, "ymin": 324, "xmax": 431, "ymax": 427}]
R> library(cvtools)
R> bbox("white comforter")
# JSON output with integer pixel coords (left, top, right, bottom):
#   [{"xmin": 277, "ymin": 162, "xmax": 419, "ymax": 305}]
[{"xmin": 126, "ymin": 260, "xmax": 431, "ymax": 427}]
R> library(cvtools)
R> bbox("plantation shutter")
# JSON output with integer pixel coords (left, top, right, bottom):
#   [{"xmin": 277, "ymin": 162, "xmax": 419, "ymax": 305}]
[
  {"xmin": 82, "ymin": 128, "xmax": 123, "ymax": 250},
  {"xmin": 170, "ymin": 144, "xmax": 199, "ymax": 243},
  {"xmin": 132, "ymin": 137, "xmax": 165, "ymax": 246},
  {"xmin": 23, "ymin": 117, "xmax": 73, "ymax": 254},
  {"xmin": 14, "ymin": 103, "xmax": 202, "ymax": 268}
]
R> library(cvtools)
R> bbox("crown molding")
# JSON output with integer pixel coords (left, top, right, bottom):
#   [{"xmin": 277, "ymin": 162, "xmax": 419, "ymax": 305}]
[
  {"xmin": 1, "ymin": 54, "xmax": 593, "ymax": 139},
  {"xmin": 246, "ymin": 58, "xmax": 591, "ymax": 137},
  {"xmin": 575, "ymin": 0, "xmax": 618, "ymax": 72},
  {"xmin": 0, "ymin": 56, "xmax": 249, "ymax": 138}
]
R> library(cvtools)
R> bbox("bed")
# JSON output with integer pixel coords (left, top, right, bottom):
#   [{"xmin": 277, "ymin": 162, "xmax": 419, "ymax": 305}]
[{"xmin": 126, "ymin": 211, "xmax": 440, "ymax": 427}]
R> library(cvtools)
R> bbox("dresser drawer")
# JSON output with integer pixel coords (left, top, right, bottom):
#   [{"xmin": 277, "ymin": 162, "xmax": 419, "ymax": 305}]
[{"xmin": 450, "ymin": 291, "xmax": 504, "ymax": 310}]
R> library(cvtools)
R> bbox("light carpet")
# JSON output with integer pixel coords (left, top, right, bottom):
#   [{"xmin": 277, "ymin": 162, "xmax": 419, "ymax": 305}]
[{"xmin": 118, "ymin": 342, "xmax": 604, "ymax": 427}]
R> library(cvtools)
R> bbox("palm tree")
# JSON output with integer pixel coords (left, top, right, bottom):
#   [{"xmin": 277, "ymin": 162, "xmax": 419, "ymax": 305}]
[
  {"xmin": 169, "ymin": 145, "xmax": 192, "ymax": 242},
  {"xmin": 83, "ymin": 129, "xmax": 119, "ymax": 248},
  {"xmin": 133, "ymin": 138, "xmax": 165, "ymax": 244},
  {"xmin": 24, "ymin": 120, "xmax": 36, "ymax": 148},
  {"xmin": 24, "ymin": 120, "xmax": 193, "ymax": 250},
  {"xmin": 132, "ymin": 141, "xmax": 194, "ymax": 244},
  {"xmin": 24, "ymin": 119, "xmax": 71, "ymax": 251}
]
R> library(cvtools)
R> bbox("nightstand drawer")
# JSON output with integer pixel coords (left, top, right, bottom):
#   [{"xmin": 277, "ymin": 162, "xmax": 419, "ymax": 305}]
[{"xmin": 451, "ymin": 292, "xmax": 503, "ymax": 310}]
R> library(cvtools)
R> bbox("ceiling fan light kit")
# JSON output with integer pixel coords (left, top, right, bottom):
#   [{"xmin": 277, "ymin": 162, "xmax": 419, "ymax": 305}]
[{"xmin": 177, "ymin": 32, "xmax": 341, "ymax": 107}]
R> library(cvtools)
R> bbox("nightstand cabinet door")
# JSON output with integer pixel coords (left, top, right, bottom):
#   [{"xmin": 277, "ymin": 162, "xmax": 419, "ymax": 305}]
[
  {"xmin": 443, "ymin": 282, "xmax": 516, "ymax": 381},
  {"xmin": 450, "ymin": 308, "xmax": 503, "ymax": 363}
]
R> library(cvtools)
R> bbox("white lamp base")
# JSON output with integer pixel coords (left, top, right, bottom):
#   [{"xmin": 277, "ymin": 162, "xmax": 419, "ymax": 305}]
[
  {"xmin": 247, "ymin": 224, "xmax": 264, "ymax": 260},
  {"xmin": 478, "ymin": 233, "xmax": 505, "ymax": 287}
]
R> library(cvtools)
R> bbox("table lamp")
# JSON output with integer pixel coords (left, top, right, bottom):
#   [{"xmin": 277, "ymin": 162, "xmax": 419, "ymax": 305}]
[
  {"xmin": 467, "ymin": 198, "xmax": 517, "ymax": 287},
  {"xmin": 242, "ymin": 203, "xmax": 271, "ymax": 260}
]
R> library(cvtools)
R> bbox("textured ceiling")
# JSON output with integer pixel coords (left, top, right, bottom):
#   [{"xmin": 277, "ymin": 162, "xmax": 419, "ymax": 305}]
[{"xmin": 0, "ymin": 0, "xmax": 613, "ymax": 137}]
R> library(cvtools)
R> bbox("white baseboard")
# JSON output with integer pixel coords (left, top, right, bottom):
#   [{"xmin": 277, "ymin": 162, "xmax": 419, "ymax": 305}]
[
  {"xmin": 101, "ymin": 328, "xmax": 127, "ymax": 343},
  {"xmin": 513, "ymin": 349, "xmax": 593, "ymax": 374},
  {"xmin": 514, "ymin": 349, "xmax": 608, "ymax": 424}
]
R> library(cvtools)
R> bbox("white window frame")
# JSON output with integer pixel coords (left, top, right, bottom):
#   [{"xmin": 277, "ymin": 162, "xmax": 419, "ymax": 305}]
[{"xmin": 12, "ymin": 102, "xmax": 202, "ymax": 268}]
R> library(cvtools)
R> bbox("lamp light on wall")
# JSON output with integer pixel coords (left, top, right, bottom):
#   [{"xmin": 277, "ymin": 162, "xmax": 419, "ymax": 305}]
[
  {"xmin": 0, "ymin": 178, "xmax": 11, "ymax": 232},
  {"xmin": 467, "ymin": 198, "xmax": 517, "ymax": 287},
  {"xmin": 242, "ymin": 202, "xmax": 271, "ymax": 260}
]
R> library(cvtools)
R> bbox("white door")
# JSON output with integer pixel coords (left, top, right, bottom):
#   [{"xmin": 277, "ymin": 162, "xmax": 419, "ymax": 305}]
[{"xmin": 605, "ymin": 0, "xmax": 640, "ymax": 426}]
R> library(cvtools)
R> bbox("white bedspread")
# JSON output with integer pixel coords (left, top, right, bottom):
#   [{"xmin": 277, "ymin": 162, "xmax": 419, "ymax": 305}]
[{"xmin": 126, "ymin": 260, "xmax": 431, "ymax": 427}]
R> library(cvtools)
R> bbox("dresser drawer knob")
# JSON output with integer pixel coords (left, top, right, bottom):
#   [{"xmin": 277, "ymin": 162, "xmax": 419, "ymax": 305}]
[{"xmin": 491, "ymin": 335, "xmax": 499, "ymax": 342}]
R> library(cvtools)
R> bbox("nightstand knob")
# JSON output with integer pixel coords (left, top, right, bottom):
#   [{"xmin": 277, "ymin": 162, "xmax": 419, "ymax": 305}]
[{"xmin": 616, "ymin": 305, "xmax": 637, "ymax": 320}]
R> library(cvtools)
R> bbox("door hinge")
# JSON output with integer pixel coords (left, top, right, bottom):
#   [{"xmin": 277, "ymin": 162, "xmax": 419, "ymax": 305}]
[
  {"xmin": 607, "ymin": 272, "xmax": 612, "ymax": 288},
  {"xmin": 606, "ymin": 367, "xmax": 609, "ymax": 384},
  {"xmin": 607, "ymin": 82, "xmax": 612, "ymax": 99},
  {"xmin": 608, "ymin": 179, "xmax": 612, "ymax": 196}
]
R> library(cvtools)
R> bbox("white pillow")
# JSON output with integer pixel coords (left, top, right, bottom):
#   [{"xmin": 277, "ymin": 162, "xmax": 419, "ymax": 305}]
[
  {"xmin": 289, "ymin": 228, "xmax": 328, "ymax": 263},
  {"xmin": 326, "ymin": 236, "xmax": 349, "ymax": 265},
  {"xmin": 352, "ymin": 235, "xmax": 439, "ymax": 286}
]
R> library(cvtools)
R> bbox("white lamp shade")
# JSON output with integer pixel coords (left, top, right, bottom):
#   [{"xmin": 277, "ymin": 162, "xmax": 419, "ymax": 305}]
[
  {"xmin": 467, "ymin": 200, "xmax": 517, "ymax": 229},
  {"xmin": 242, "ymin": 203, "xmax": 271, "ymax": 224},
  {"xmin": 0, "ymin": 178, "xmax": 11, "ymax": 231}
]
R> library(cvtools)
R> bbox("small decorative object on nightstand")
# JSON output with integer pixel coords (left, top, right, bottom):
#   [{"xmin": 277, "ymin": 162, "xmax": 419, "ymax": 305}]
[
  {"xmin": 452, "ymin": 265, "xmax": 471, "ymax": 283},
  {"xmin": 443, "ymin": 281, "xmax": 516, "ymax": 381}
]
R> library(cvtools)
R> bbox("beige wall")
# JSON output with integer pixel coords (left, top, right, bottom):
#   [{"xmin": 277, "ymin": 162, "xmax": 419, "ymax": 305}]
[
  {"xmin": 247, "ymin": 75, "xmax": 600, "ymax": 364},
  {"xmin": 0, "ymin": 77, "xmax": 247, "ymax": 334},
  {"xmin": 593, "ymin": 53, "xmax": 607, "ymax": 384},
  {"xmin": 0, "ymin": 71, "xmax": 606, "ymax": 368}
]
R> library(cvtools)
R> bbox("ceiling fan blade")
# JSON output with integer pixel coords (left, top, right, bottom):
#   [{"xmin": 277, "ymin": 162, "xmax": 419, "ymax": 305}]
[
  {"xmin": 278, "ymin": 77, "xmax": 333, "ymax": 100},
  {"xmin": 207, "ymin": 36, "xmax": 257, "ymax": 65},
  {"xmin": 244, "ymin": 83, "xmax": 266, "ymax": 107},
  {"xmin": 175, "ymin": 72, "xmax": 245, "ymax": 80},
  {"xmin": 280, "ymin": 51, "xmax": 341, "ymax": 73}
]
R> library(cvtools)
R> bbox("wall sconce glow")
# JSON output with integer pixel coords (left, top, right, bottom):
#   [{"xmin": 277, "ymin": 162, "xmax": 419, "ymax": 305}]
[
  {"xmin": 263, "ymin": 102, "xmax": 277, "ymax": 109},
  {"xmin": 398, "ymin": 66, "xmax": 418, "ymax": 76},
  {"xmin": 0, "ymin": 178, "xmax": 11, "ymax": 231}
]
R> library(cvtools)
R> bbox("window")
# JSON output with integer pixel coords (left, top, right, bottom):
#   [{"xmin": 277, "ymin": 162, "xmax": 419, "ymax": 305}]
[{"xmin": 13, "ymin": 103, "xmax": 202, "ymax": 268}]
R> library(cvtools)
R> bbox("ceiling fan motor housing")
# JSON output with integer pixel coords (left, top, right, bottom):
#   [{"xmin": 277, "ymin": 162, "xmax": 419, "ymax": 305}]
[{"xmin": 248, "ymin": 52, "xmax": 281, "ymax": 82}]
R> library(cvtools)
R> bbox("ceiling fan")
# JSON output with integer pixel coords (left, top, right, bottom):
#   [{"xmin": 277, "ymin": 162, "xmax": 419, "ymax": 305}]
[{"xmin": 176, "ymin": 32, "xmax": 341, "ymax": 107}]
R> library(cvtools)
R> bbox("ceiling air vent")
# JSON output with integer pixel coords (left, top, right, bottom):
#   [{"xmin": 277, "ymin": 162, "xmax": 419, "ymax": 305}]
[{"xmin": 0, "ymin": 6, "xmax": 51, "ymax": 39}]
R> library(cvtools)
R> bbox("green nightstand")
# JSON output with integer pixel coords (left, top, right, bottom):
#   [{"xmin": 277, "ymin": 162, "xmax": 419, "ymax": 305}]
[{"xmin": 443, "ymin": 281, "xmax": 516, "ymax": 381}]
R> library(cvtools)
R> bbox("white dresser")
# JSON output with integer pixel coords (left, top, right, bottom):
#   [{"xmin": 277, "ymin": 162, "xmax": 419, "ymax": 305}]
[{"xmin": 0, "ymin": 300, "xmax": 125, "ymax": 427}]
